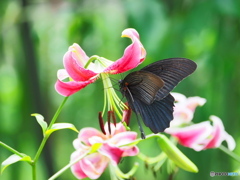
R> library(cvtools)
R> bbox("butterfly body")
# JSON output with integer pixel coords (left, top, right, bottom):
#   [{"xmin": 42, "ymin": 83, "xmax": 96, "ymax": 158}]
[
  {"xmin": 120, "ymin": 71, "xmax": 164, "ymax": 105},
  {"xmin": 119, "ymin": 58, "xmax": 197, "ymax": 136}
]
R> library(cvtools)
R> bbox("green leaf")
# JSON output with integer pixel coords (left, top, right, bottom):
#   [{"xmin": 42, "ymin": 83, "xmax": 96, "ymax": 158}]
[
  {"xmin": 1, "ymin": 154, "xmax": 32, "ymax": 173},
  {"xmin": 31, "ymin": 113, "xmax": 48, "ymax": 136},
  {"xmin": 158, "ymin": 134, "xmax": 198, "ymax": 173},
  {"xmin": 45, "ymin": 123, "xmax": 78, "ymax": 136}
]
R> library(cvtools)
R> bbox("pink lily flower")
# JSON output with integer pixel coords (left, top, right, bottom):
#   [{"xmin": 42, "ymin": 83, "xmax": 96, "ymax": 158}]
[
  {"xmin": 55, "ymin": 28, "xmax": 146, "ymax": 96},
  {"xmin": 70, "ymin": 122, "xmax": 139, "ymax": 179},
  {"xmin": 165, "ymin": 115, "xmax": 236, "ymax": 151},
  {"xmin": 170, "ymin": 92, "xmax": 206, "ymax": 127}
]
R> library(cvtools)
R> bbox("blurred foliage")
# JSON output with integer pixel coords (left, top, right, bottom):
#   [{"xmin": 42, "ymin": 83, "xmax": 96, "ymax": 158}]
[{"xmin": 0, "ymin": 0, "xmax": 240, "ymax": 179}]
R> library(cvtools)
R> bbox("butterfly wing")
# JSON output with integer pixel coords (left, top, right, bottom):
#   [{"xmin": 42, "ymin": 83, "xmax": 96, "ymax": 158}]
[
  {"xmin": 119, "ymin": 58, "xmax": 196, "ymax": 134},
  {"xmin": 120, "ymin": 71, "xmax": 164, "ymax": 104},
  {"xmin": 130, "ymin": 93, "xmax": 175, "ymax": 133},
  {"xmin": 141, "ymin": 58, "xmax": 197, "ymax": 100}
]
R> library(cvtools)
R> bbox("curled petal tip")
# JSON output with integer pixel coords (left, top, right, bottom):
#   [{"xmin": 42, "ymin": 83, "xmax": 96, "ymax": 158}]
[
  {"xmin": 121, "ymin": 28, "xmax": 140, "ymax": 39},
  {"xmin": 104, "ymin": 28, "xmax": 146, "ymax": 74}
]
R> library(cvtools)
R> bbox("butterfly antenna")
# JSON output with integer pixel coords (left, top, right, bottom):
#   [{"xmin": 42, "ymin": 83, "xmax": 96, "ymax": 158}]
[
  {"xmin": 109, "ymin": 77, "xmax": 119, "ymax": 84},
  {"xmin": 135, "ymin": 113, "xmax": 146, "ymax": 139}
]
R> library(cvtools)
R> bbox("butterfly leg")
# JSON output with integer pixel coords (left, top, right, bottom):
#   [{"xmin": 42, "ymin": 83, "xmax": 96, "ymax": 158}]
[{"xmin": 135, "ymin": 113, "xmax": 146, "ymax": 139}]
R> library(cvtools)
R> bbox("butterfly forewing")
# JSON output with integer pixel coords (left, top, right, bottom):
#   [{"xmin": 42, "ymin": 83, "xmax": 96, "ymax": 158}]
[
  {"xmin": 120, "ymin": 71, "xmax": 164, "ymax": 104},
  {"xmin": 141, "ymin": 58, "xmax": 197, "ymax": 100}
]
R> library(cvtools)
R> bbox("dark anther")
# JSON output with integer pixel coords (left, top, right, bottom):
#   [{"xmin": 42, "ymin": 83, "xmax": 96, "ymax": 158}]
[
  {"xmin": 98, "ymin": 112, "xmax": 106, "ymax": 135},
  {"xmin": 107, "ymin": 111, "xmax": 111, "ymax": 134},
  {"xmin": 110, "ymin": 110, "xmax": 117, "ymax": 126}
]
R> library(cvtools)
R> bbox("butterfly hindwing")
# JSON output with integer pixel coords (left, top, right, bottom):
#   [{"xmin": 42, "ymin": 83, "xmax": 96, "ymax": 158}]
[{"xmin": 130, "ymin": 93, "xmax": 175, "ymax": 133}]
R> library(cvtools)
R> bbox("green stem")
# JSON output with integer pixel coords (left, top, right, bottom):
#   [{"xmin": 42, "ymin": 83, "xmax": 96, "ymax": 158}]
[
  {"xmin": 33, "ymin": 137, "xmax": 49, "ymax": 163},
  {"xmin": 34, "ymin": 97, "xmax": 68, "ymax": 162},
  {"xmin": 32, "ymin": 96, "xmax": 69, "ymax": 180},
  {"xmin": 48, "ymin": 96, "xmax": 69, "ymax": 129},
  {"xmin": 84, "ymin": 55, "xmax": 98, "ymax": 69},
  {"xmin": 219, "ymin": 145, "xmax": 240, "ymax": 163},
  {"xmin": 0, "ymin": 141, "xmax": 25, "ymax": 158},
  {"xmin": 48, "ymin": 148, "xmax": 91, "ymax": 180},
  {"xmin": 109, "ymin": 164, "xmax": 119, "ymax": 180},
  {"xmin": 113, "ymin": 162, "xmax": 139, "ymax": 179},
  {"xmin": 137, "ymin": 152, "xmax": 167, "ymax": 164},
  {"xmin": 32, "ymin": 163, "xmax": 36, "ymax": 180}
]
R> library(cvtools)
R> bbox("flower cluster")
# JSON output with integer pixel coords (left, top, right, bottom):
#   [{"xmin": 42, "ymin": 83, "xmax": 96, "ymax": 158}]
[
  {"xmin": 55, "ymin": 28, "xmax": 146, "ymax": 121},
  {"xmin": 55, "ymin": 28, "xmax": 146, "ymax": 97},
  {"xmin": 70, "ymin": 123, "xmax": 139, "ymax": 179},
  {"xmin": 165, "ymin": 93, "xmax": 236, "ymax": 151}
]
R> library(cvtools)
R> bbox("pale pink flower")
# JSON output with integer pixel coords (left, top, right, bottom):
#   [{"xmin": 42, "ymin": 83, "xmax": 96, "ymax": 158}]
[
  {"xmin": 55, "ymin": 28, "xmax": 146, "ymax": 96},
  {"xmin": 170, "ymin": 92, "xmax": 206, "ymax": 127},
  {"xmin": 165, "ymin": 115, "xmax": 236, "ymax": 151},
  {"xmin": 70, "ymin": 123, "xmax": 139, "ymax": 179}
]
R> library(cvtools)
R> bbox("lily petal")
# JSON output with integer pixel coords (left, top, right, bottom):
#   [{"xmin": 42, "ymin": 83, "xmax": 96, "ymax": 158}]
[
  {"xmin": 63, "ymin": 49, "xmax": 98, "ymax": 81},
  {"xmin": 55, "ymin": 79, "xmax": 95, "ymax": 96},
  {"xmin": 78, "ymin": 128, "xmax": 106, "ymax": 146},
  {"xmin": 103, "ymin": 28, "xmax": 146, "ymax": 74},
  {"xmin": 80, "ymin": 153, "xmax": 109, "ymax": 179},
  {"xmin": 57, "ymin": 69, "xmax": 69, "ymax": 80},
  {"xmin": 114, "ymin": 123, "xmax": 127, "ymax": 134},
  {"xmin": 121, "ymin": 146, "xmax": 139, "ymax": 157},
  {"xmin": 70, "ymin": 43, "xmax": 89, "ymax": 66},
  {"xmin": 165, "ymin": 121, "xmax": 213, "ymax": 151},
  {"xmin": 104, "ymin": 122, "xmax": 126, "ymax": 136},
  {"xmin": 224, "ymin": 132, "xmax": 236, "ymax": 151},
  {"xmin": 204, "ymin": 115, "xmax": 236, "ymax": 150},
  {"xmin": 73, "ymin": 140, "xmax": 89, "ymax": 151},
  {"xmin": 70, "ymin": 150, "xmax": 88, "ymax": 179},
  {"xmin": 186, "ymin": 97, "xmax": 207, "ymax": 112},
  {"xmin": 109, "ymin": 132, "xmax": 138, "ymax": 147},
  {"xmin": 98, "ymin": 143, "xmax": 124, "ymax": 165},
  {"xmin": 171, "ymin": 107, "xmax": 193, "ymax": 126},
  {"xmin": 172, "ymin": 92, "xmax": 187, "ymax": 103},
  {"xmin": 204, "ymin": 116, "xmax": 225, "ymax": 149}
]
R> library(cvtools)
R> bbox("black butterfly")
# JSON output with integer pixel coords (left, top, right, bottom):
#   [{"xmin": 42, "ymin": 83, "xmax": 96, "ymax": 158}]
[{"xmin": 119, "ymin": 58, "xmax": 197, "ymax": 138}]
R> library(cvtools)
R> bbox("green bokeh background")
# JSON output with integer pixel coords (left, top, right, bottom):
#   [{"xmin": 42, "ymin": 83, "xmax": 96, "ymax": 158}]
[{"xmin": 0, "ymin": 0, "xmax": 240, "ymax": 179}]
